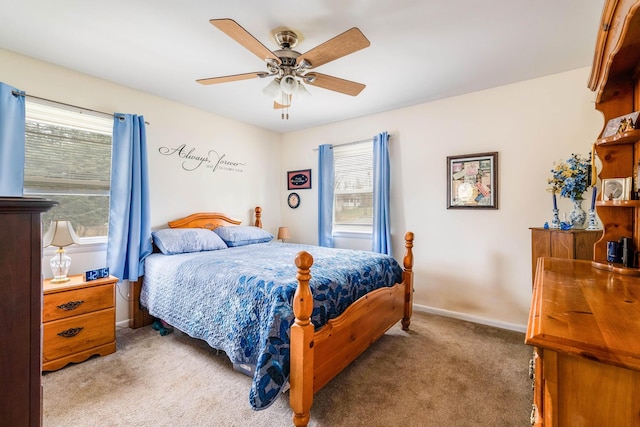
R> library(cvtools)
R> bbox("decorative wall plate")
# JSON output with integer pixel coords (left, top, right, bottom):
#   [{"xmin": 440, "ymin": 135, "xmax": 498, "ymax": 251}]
[{"xmin": 288, "ymin": 192, "xmax": 300, "ymax": 209}]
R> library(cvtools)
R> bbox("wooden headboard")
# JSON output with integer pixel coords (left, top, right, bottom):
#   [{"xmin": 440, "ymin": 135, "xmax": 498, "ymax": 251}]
[
  {"xmin": 129, "ymin": 206, "xmax": 263, "ymax": 329},
  {"xmin": 168, "ymin": 206, "xmax": 262, "ymax": 229}
]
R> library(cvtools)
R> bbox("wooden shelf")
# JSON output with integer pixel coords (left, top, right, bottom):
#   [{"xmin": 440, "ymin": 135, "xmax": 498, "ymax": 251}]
[
  {"xmin": 596, "ymin": 200, "xmax": 640, "ymax": 207},
  {"xmin": 596, "ymin": 129, "xmax": 640, "ymax": 146},
  {"xmin": 592, "ymin": 260, "xmax": 640, "ymax": 276}
]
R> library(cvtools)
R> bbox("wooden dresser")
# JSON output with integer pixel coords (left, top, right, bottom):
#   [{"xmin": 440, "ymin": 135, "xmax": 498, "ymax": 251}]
[
  {"xmin": 0, "ymin": 197, "xmax": 56, "ymax": 426},
  {"xmin": 42, "ymin": 274, "xmax": 117, "ymax": 371},
  {"xmin": 530, "ymin": 228, "xmax": 601, "ymax": 284},
  {"xmin": 526, "ymin": 258, "xmax": 640, "ymax": 426}
]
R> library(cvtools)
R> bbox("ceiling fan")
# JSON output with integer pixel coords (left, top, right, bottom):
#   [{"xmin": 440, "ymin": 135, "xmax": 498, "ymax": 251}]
[{"xmin": 197, "ymin": 19, "xmax": 370, "ymax": 119}]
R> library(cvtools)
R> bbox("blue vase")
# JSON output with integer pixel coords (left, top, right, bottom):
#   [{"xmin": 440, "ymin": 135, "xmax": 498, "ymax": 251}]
[{"xmin": 569, "ymin": 199, "xmax": 586, "ymax": 229}]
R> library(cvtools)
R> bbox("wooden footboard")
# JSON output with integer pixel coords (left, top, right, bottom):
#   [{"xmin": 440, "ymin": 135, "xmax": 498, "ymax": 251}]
[{"xmin": 290, "ymin": 232, "xmax": 415, "ymax": 427}]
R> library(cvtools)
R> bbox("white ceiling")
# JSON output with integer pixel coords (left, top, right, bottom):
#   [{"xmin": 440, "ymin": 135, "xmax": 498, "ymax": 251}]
[{"xmin": 0, "ymin": 0, "xmax": 604, "ymax": 133}]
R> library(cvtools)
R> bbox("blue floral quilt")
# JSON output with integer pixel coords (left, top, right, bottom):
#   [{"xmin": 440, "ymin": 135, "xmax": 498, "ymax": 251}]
[{"xmin": 140, "ymin": 242, "xmax": 403, "ymax": 410}]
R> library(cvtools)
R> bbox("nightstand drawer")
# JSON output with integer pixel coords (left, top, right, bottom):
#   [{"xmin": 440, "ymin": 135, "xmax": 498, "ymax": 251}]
[
  {"xmin": 43, "ymin": 308, "xmax": 115, "ymax": 362},
  {"xmin": 44, "ymin": 283, "xmax": 114, "ymax": 322}
]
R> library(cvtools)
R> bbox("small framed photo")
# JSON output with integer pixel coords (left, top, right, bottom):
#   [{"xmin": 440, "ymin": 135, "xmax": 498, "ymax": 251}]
[
  {"xmin": 602, "ymin": 177, "xmax": 630, "ymax": 201},
  {"xmin": 447, "ymin": 152, "xmax": 498, "ymax": 209},
  {"xmin": 287, "ymin": 169, "xmax": 312, "ymax": 190},
  {"xmin": 602, "ymin": 111, "xmax": 639, "ymax": 137}
]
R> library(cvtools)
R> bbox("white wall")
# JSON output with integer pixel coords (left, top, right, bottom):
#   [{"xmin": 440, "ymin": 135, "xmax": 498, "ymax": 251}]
[
  {"xmin": 281, "ymin": 67, "xmax": 603, "ymax": 330},
  {"xmin": 1, "ymin": 48, "xmax": 282, "ymax": 325},
  {"xmin": 2, "ymin": 46, "xmax": 603, "ymax": 330}
]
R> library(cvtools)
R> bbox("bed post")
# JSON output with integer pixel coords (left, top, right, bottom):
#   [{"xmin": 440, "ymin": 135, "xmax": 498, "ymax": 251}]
[
  {"xmin": 254, "ymin": 206, "xmax": 262, "ymax": 228},
  {"xmin": 402, "ymin": 231, "xmax": 414, "ymax": 331},
  {"xmin": 290, "ymin": 251, "xmax": 314, "ymax": 427},
  {"xmin": 129, "ymin": 278, "xmax": 153, "ymax": 329}
]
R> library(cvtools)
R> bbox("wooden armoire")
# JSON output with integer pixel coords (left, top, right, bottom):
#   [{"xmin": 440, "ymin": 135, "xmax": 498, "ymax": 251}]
[{"xmin": 0, "ymin": 197, "xmax": 56, "ymax": 426}]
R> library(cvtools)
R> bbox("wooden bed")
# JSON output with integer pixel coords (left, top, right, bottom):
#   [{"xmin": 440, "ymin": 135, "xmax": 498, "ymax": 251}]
[{"xmin": 129, "ymin": 206, "xmax": 414, "ymax": 426}]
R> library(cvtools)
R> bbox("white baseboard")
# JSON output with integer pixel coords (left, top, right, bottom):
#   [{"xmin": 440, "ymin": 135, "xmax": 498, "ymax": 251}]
[
  {"xmin": 118, "ymin": 306, "xmax": 527, "ymax": 333},
  {"xmin": 116, "ymin": 319, "xmax": 130, "ymax": 329},
  {"xmin": 413, "ymin": 304, "xmax": 527, "ymax": 333}
]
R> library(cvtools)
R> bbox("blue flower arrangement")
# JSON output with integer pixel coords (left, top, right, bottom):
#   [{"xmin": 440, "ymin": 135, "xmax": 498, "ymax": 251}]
[{"xmin": 547, "ymin": 153, "xmax": 592, "ymax": 201}]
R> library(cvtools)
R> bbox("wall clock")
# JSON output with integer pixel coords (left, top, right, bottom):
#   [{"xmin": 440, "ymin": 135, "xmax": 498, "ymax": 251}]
[{"xmin": 288, "ymin": 192, "xmax": 300, "ymax": 209}]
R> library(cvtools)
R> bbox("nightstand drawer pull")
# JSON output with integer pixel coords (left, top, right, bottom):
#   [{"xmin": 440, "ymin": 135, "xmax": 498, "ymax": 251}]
[
  {"xmin": 57, "ymin": 300, "xmax": 84, "ymax": 311},
  {"xmin": 57, "ymin": 327, "xmax": 84, "ymax": 338}
]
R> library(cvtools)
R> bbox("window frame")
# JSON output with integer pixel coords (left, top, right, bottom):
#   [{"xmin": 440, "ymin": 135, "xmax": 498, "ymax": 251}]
[{"xmin": 23, "ymin": 99, "xmax": 113, "ymax": 246}]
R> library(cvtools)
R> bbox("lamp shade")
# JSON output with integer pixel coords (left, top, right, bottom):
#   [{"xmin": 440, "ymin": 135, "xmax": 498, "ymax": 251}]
[
  {"xmin": 277, "ymin": 227, "xmax": 291, "ymax": 241},
  {"xmin": 296, "ymin": 82, "xmax": 311, "ymax": 102},
  {"xmin": 280, "ymin": 75, "xmax": 299, "ymax": 95},
  {"xmin": 43, "ymin": 220, "xmax": 79, "ymax": 248},
  {"xmin": 263, "ymin": 78, "xmax": 282, "ymax": 99}
]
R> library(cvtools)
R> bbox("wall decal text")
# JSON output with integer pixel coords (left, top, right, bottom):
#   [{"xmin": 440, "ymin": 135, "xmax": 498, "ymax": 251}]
[{"xmin": 158, "ymin": 144, "xmax": 246, "ymax": 173}]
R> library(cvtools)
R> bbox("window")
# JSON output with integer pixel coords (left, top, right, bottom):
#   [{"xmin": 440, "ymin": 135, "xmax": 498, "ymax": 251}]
[
  {"xmin": 333, "ymin": 140, "xmax": 373, "ymax": 234},
  {"xmin": 23, "ymin": 101, "xmax": 113, "ymax": 238}
]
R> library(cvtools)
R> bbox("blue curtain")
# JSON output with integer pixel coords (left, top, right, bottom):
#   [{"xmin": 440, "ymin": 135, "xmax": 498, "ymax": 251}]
[
  {"xmin": 372, "ymin": 131, "xmax": 392, "ymax": 256},
  {"xmin": 318, "ymin": 144, "xmax": 334, "ymax": 247},
  {"xmin": 0, "ymin": 82, "xmax": 25, "ymax": 196},
  {"xmin": 107, "ymin": 114, "xmax": 152, "ymax": 282}
]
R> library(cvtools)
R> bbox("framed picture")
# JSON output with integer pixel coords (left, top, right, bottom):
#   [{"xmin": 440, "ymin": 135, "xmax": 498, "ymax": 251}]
[
  {"xmin": 602, "ymin": 111, "xmax": 639, "ymax": 138},
  {"xmin": 602, "ymin": 177, "xmax": 631, "ymax": 201},
  {"xmin": 447, "ymin": 152, "xmax": 498, "ymax": 209},
  {"xmin": 287, "ymin": 169, "xmax": 312, "ymax": 190}
]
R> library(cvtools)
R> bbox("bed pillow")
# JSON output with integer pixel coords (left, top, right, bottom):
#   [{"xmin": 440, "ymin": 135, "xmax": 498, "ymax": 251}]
[
  {"xmin": 152, "ymin": 228, "xmax": 228, "ymax": 255},
  {"xmin": 213, "ymin": 225, "xmax": 274, "ymax": 247}
]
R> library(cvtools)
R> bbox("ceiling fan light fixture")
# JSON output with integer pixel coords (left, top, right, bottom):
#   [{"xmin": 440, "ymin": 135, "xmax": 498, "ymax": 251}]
[
  {"xmin": 263, "ymin": 78, "xmax": 282, "ymax": 99},
  {"xmin": 296, "ymin": 81, "xmax": 311, "ymax": 101},
  {"xmin": 280, "ymin": 75, "xmax": 298, "ymax": 95}
]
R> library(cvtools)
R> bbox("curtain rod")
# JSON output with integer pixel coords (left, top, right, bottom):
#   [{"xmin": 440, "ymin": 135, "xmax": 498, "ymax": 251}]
[
  {"xmin": 312, "ymin": 135, "xmax": 393, "ymax": 151},
  {"xmin": 11, "ymin": 90, "xmax": 150, "ymax": 124}
]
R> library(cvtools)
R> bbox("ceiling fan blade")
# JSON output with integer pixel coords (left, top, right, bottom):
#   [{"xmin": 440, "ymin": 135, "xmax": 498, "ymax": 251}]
[
  {"xmin": 210, "ymin": 19, "xmax": 280, "ymax": 63},
  {"xmin": 196, "ymin": 72, "xmax": 266, "ymax": 85},
  {"xmin": 305, "ymin": 73, "xmax": 366, "ymax": 96},
  {"xmin": 299, "ymin": 28, "xmax": 370, "ymax": 68}
]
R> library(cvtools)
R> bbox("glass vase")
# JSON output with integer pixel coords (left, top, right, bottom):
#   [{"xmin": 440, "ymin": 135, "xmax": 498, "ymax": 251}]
[{"xmin": 569, "ymin": 199, "xmax": 586, "ymax": 229}]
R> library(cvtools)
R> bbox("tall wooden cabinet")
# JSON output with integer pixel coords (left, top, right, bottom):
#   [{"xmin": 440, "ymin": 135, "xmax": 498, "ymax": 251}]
[
  {"xmin": 0, "ymin": 197, "xmax": 56, "ymax": 426},
  {"xmin": 526, "ymin": 1, "xmax": 640, "ymax": 426}
]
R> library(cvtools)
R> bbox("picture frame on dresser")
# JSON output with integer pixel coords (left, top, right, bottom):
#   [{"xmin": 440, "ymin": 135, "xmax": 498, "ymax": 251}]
[
  {"xmin": 447, "ymin": 152, "xmax": 498, "ymax": 209},
  {"xmin": 602, "ymin": 111, "xmax": 639, "ymax": 137},
  {"xmin": 601, "ymin": 178, "xmax": 630, "ymax": 201}
]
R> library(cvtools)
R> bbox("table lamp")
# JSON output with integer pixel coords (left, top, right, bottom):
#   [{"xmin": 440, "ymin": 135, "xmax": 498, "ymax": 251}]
[
  {"xmin": 277, "ymin": 226, "xmax": 291, "ymax": 243},
  {"xmin": 43, "ymin": 220, "xmax": 79, "ymax": 283}
]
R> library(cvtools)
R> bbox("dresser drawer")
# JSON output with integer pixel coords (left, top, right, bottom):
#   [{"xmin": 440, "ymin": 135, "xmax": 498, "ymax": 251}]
[
  {"xmin": 44, "ymin": 283, "xmax": 114, "ymax": 322},
  {"xmin": 43, "ymin": 308, "xmax": 115, "ymax": 362}
]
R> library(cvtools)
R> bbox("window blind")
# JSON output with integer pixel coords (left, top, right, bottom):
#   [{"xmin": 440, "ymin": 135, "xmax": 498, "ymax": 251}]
[{"xmin": 333, "ymin": 140, "xmax": 373, "ymax": 229}]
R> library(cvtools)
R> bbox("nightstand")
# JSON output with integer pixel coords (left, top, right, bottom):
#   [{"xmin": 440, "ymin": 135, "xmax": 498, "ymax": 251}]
[{"xmin": 42, "ymin": 274, "xmax": 117, "ymax": 371}]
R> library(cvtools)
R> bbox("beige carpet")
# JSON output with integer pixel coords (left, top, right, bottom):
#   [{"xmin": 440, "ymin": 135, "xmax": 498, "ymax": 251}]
[{"xmin": 42, "ymin": 312, "xmax": 533, "ymax": 426}]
